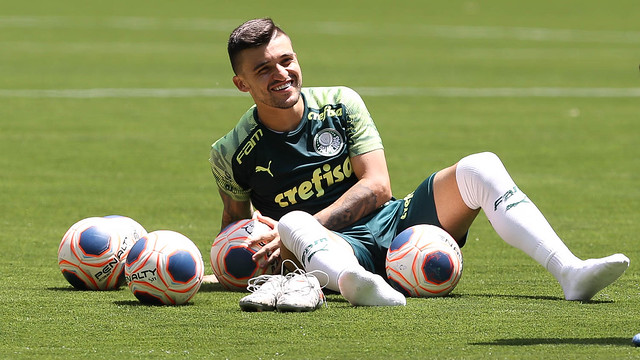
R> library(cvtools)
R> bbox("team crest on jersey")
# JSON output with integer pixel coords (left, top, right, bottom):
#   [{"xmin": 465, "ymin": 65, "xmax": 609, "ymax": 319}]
[{"xmin": 313, "ymin": 129, "xmax": 344, "ymax": 156}]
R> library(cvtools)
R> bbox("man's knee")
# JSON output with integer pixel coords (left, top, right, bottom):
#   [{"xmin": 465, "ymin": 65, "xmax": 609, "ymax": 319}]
[
  {"xmin": 278, "ymin": 210, "xmax": 314, "ymax": 249},
  {"xmin": 458, "ymin": 152, "xmax": 503, "ymax": 175}
]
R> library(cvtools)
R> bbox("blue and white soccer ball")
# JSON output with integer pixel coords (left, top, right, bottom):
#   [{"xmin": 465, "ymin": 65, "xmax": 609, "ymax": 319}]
[
  {"xmin": 125, "ymin": 230, "xmax": 204, "ymax": 305},
  {"xmin": 103, "ymin": 215, "xmax": 148, "ymax": 243},
  {"xmin": 57, "ymin": 216, "xmax": 147, "ymax": 290},
  {"xmin": 210, "ymin": 219, "xmax": 276, "ymax": 291},
  {"xmin": 385, "ymin": 224, "xmax": 463, "ymax": 297}
]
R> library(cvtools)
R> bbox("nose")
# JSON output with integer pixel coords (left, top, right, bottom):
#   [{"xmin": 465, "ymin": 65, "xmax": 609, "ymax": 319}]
[{"xmin": 274, "ymin": 64, "xmax": 288, "ymax": 79}]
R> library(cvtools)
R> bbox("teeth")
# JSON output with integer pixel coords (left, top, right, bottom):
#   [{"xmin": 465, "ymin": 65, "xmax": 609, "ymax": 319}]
[{"xmin": 274, "ymin": 82, "xmax": 291, "ymax": 91}]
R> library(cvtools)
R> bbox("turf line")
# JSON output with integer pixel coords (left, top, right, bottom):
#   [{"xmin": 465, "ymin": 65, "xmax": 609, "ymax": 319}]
[
  {"xmin": 1, "ymin": 16, "xmax": 639, "ymax": 44},
  {"xmin": 1, "ymin": 87, "xmax": 640, "ymax": 98}
]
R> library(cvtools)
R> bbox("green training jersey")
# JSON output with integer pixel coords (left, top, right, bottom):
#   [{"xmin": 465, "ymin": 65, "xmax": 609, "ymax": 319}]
[{"xmin": 210, "ymin": 86, "xmax": 383, "ymax": 220}]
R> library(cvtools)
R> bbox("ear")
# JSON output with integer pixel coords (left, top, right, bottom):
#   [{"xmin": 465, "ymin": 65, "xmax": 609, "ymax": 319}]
[{"xmin": 233, "ymin": 76, "xmax": 250, "ymax": 92}]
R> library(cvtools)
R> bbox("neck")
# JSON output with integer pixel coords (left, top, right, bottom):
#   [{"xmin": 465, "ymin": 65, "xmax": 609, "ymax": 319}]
[{"xmin": 256, "ymin": 99, "xmax": 305, "ymax": 132}]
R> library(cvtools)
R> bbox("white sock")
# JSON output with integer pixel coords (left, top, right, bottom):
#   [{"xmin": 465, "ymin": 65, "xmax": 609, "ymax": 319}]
[
  {"xmin": 456, "ymin": 152, "xmax": 629, "ymax": 300},
  {"xmin": 559, "ymin": 254, "xmax": 629, "ymax": 300},
  {"xmin": 278, "ymin": 211, "xmax": 405, "ymax": 306},
  {"xmin": 338, "ymin": 268, "xmax": 406, "ymax": 306}
]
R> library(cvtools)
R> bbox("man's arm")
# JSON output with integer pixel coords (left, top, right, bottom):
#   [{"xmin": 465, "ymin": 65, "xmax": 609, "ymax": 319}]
[
  {"xmin": 218, "ymin": 188, "xmax": 252, "ymax": 231},
  {"xmin": 313, "ymin": 149, "xmax": 392, "ymax": 230}
]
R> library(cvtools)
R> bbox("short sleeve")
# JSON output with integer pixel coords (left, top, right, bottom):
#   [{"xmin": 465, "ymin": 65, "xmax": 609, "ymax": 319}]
[{"xmin": 338, "ymin": 87, "xmax": 384, "ymax": 157}]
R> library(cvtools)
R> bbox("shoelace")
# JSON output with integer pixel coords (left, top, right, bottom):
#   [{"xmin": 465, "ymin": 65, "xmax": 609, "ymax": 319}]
[
  {"xmin": 246, "ymin": 260, "xmax": 330, "ymax": 305},
  {"xmin": 281, "ymin": 259, "xmax": 330, "ymax": 287},
  {"xmin": 280, "ymin": 259, "xmax": 329, "ymax": 307},
  {"xmin": 246, "ymin": 274, "xmax": 282, "ymax": 293}
]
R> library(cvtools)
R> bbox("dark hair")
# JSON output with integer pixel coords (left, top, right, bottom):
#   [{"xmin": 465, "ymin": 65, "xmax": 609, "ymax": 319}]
[{"xmin": 228, "ymin": 18, "xmax": 287, "ymax": 74}]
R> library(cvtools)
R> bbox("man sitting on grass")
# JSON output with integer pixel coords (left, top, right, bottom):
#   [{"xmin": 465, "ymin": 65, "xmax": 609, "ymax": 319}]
[{"xmin": 209, "ymin": 18, "xmax": 629, "ymax": 311}]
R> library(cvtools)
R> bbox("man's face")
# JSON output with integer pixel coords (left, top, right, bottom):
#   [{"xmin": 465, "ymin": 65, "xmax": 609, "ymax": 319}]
[{"xmin": 232, "ymin": 33, "xmax": 302, "ymax": 110}]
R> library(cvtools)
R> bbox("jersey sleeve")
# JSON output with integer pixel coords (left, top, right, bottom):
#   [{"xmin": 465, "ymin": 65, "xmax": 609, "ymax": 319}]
[
  {"xmin": 339, "ymin": 87, "xmax": 384, "ymax": 157},
  {"xmin": 209, "ymin": 112, "xmax": 255, "ymax": 202}
]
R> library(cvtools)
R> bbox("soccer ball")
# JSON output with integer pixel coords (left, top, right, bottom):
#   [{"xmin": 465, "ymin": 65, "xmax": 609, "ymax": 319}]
[
  {"xmin": 125, "ymin": 230, "xmax": 204, "ymax": 305},
  {"xmin": 57, "ymin": 216, "xmax": 147, "ymax": 290},
  {"xmin": 210, "ymin": 219, "xmax": 276, "ymax": 291},
  {"xmin": 104, "ymin": 215, "xmax": 147, "ymax": 243},
  {"xmin": 385, "ymin": 224, "xmax": 463, "ymax": 297}
]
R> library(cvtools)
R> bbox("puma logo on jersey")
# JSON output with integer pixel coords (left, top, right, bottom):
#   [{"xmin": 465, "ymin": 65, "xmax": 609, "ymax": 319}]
[{"xmin": 255, "ymin": 161, "xmax": 274, "ymax": 177}]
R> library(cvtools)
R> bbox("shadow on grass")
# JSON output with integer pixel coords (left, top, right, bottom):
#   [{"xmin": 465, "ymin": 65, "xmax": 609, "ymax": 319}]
[
  {"xmin": 47, "ymin": 286, "xmax": 127, "ymax": 293},
  {"xmin": 47, "ymin": 286, "xmax": 81, "ymax": 292},
  {"xmin": 198, "ymin": 282, "xmax": 228, "ymax": 292},
  {"xmin": 464, "ymin": 293, "xmax": 613, "ymax": 304},
  {"xmin": 112, "ymin": 300, "xmax": 197, "ymax": 307},
  {"xmin": 113, "ymin": 300, "xmax": 155, "ymax": 307},
  {"xmin": 471, "ymin": 337, "xmax": 631, "ymax": 346},
  {"xmin": 50, "ymin": 282, "xmax": 241, "ymax": 295}
]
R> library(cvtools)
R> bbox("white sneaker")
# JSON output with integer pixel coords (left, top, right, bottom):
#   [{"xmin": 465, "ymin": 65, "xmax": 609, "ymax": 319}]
[
  {"xmin": 239, "ymin": 260, "xmax": 327, "ymax": 312},
  {"xmin": 276, "ymin": 268, "xmax": 326, "ymax": 312},
  {"xmin": 239, "ymin": 274, "xmax": 284, "ymax": 312}
]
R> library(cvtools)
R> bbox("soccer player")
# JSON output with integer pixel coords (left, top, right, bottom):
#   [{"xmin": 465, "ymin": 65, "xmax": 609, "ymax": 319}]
[{"xmin": 209, "ymin": 18, "xmax": 629, "ymax": 310}]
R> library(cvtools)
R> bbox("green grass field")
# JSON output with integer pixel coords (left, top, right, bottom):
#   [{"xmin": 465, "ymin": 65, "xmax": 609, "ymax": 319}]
[{"xmin": 1, "ymin": 0, "xmax": 639, "ymax": 358}]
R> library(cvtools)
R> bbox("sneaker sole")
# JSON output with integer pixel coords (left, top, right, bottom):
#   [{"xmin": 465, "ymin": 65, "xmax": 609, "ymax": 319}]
[
  {"xmin": 276, "ymin": 305, "xmax": 316, "ymax": 312},
  {"xmin": 239, "ymin": 301, "xmax": 276, "ymax": 312},
  {"xmin": 276, "ymin": 303, "xmax": 322, "ymax": 312}
]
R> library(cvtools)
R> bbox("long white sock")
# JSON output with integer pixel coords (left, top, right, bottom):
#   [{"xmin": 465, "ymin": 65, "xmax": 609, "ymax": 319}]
[
  {"xmin": 278, "ymin": 211, "xmax": 405, "ymax": 306},
  {"xmin": 455, "ymin": 152, "xmax": 628, "ymax": 300}
]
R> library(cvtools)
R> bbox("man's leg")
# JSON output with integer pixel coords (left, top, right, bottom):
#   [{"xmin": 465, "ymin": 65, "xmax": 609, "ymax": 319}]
[
  {"xmin": 278, "ymin": 211, "xmax": 406, "ymax": 306},
  {"xmin": 433, "ymin": 152, "xmax": 629, "ymax": 301}
]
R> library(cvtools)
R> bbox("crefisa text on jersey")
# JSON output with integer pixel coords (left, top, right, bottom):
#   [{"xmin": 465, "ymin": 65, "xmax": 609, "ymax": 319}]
[
  {"xmin": 274, "ymin": 157, "xmax": 353, "ymax": 207},
  {"xmin": 307, "ymin": 105, "xmax": 343, "ymax": 121}
]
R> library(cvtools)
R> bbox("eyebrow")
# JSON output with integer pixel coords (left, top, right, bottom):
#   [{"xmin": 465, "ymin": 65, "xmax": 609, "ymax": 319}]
[{"xmin": 252, "ymin": 60, "xmax": 269, "ymax": 72}]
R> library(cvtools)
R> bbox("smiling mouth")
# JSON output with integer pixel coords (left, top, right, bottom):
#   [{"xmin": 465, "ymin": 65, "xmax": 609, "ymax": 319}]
[{"xmin": 272, "ymin": 80, "xmax": 293, "ymax": 92}]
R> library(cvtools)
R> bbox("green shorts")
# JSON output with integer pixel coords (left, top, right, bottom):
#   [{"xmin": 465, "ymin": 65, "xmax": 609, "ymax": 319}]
[{"xmin": 337, "ymin": 172, "xmax": 466, "ymax": 277}]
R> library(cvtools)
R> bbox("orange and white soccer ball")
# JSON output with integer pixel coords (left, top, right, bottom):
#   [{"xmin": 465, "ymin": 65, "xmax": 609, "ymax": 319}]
[
  {"xmin": 125, "ymin": 230, "xmax": 204, "ymax": 305},
  {"xmin": 385, "ymin": 224, "xmax": 463, "ymax": 297},
  {"xmin": 57, "ymin": 216, "xmax": 147, "ymax": 290},
  {"xmin": 210, "ymin": 219, "xmax": 277, "ymax": 291}
]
